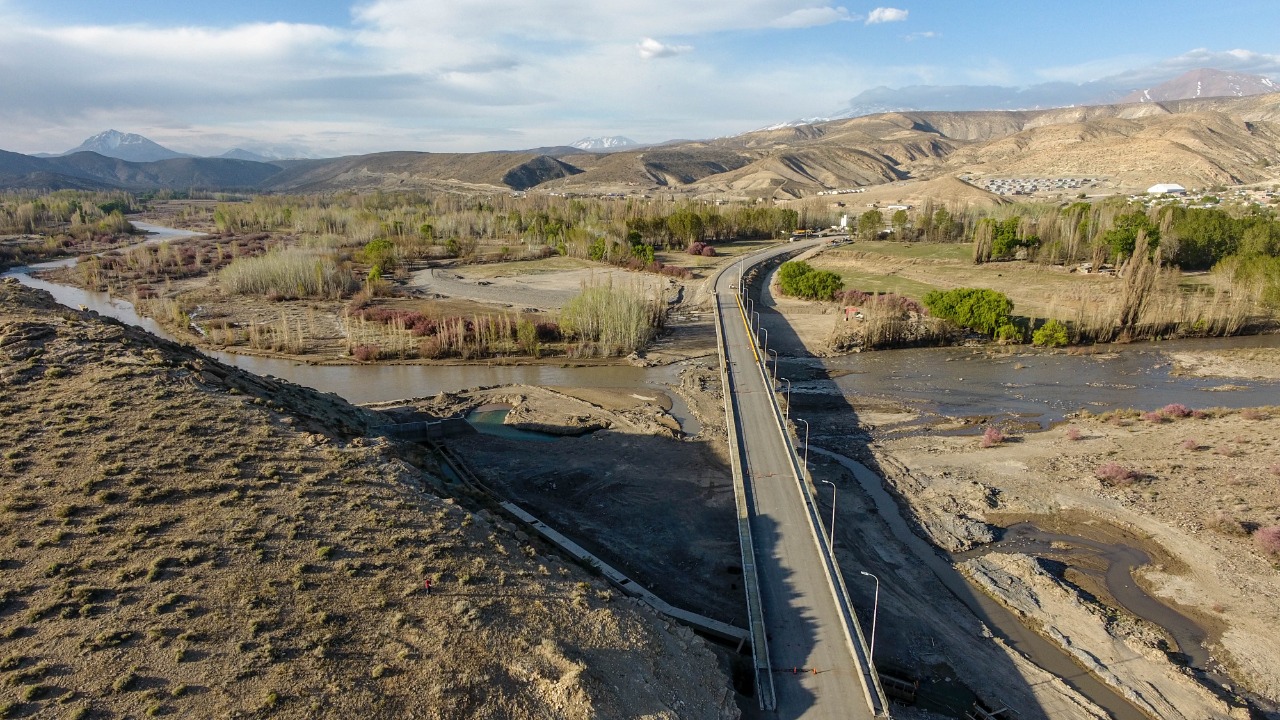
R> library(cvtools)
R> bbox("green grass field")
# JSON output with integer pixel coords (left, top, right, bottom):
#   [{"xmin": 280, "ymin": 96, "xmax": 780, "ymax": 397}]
[
  {"xmin": 832, "ymin": 240, "xmax": 972, "ymax": 262},
  {"xmin": 829, "ymin": 269, "xmax": 941, "ymax": 299}
]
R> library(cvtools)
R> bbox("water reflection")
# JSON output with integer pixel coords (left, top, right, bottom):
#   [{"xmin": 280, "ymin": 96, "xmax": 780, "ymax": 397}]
[{"xmin": 821, "ymin": 338, "xmax": 1280, "ymax": 427}]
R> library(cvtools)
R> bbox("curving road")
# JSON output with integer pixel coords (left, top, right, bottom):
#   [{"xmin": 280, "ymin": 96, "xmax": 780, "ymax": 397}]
[{"xmin": 716, "ymin": 240, "xmax": 885, "ymax": 719}]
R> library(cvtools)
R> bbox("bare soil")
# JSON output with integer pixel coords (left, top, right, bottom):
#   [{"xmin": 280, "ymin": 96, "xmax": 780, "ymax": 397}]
[
  {"xmin": 0, "ymin": 280, "xmax": 739, "ymax": 719},
  {"xmin": 867, "ymin": 405, "xmax": 1280, "ymax": 715},
  {"xmin": 387, "ymin": 364, "xmax": 746, "ymax": 628}
]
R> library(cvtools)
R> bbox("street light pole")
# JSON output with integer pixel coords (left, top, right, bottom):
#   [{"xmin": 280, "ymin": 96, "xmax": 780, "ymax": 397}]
[
  {"xmin": 767, "ymin": 349, "xmax": 778, "ymax": 383},
  {"xmin": 797, "ymin": 418, "xmax": 810, "ymax": 480},
  {"xmin": 820, "ymin": 479, "xmax": 836, "ymax": 546},
  {"xmin": 860, "ymin": 571, "xmax": 880, "ymax": 665},
  {"xmin": 758, "ymin": 327, "xmax": 768, "ymax": 354},
  {"xmin": 780, "ymin": 378, "xmax": 791, "ymax": 423}
]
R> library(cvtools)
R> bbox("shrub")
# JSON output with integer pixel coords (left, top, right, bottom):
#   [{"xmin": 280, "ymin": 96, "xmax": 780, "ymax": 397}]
[
  {"xmin": 1181, "ymin": 438, "xmax": 1200, "ymax": 450},
  {"xmin": 1141, "ymin": 411, "xmax": 1168, "ymax": 423},
  {"xmin": 352, "ymin": 345, "xmax": 380, "ymax": 362},
  {"xmin": 833, "ymin": 289, "xmax": 922, "ymax": 313},
  {"xmin": 219, "ymin": 248, "xmax": 358, "ymax": 299},
  {"xmin": 776, "ymin": 261, "xmax": 844, "ymax": 301},
  {"xmin": 922, "ymin": 287, "xmax": 1014, "ymax": 337},
  {"xmin": 1206, "ymin": 511, "xmax": 1249, "ymax": 536},
  {"xmin": 1162, "ymin": 403, "xmax": 1193, "ymax": 418},
  {"xmin": 1255, "ymin": 526, "xmax": 1280, "ymax": 556},
  {"xmin": 1032, "ymin": 319, "xmax": 1069, "ymax": 347},
  {"xmin": 1240, "ymin": 408, "xmax": 1268, "ymax": 421},
  {"xmin": 1095, "ymin": 463, "xmax": 1138, "ymax": 485},
  {"xmin": 559, "ymin": 281, "xmax": 663, "ymax": 356},
  {"xmin": 1065, "ymin": 427, "xmax": 1082, "ymax": 441},
  {"xmin": 979, "ymin": 426, "xmax": 1005, "ymax": 448}
]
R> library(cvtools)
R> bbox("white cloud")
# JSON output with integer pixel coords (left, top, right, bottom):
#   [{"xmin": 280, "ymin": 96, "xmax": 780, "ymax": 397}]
[
  {"xmin": 771, "ymin": 7, "xmax": 856, "ymax": 29},
  {"xmin": 866, "ymin": 7, "xmax": 908, "ymax": 24},
  {"xmin": 637, "ymin": 37, "xmax": 692, "ymax": 59},
  {"xmin": 904, "ymin": 30, "xmax": 938, "ymax": 41}
]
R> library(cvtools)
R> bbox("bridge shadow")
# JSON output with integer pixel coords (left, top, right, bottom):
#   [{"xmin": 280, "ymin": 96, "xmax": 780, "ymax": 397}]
[
  {"xmin": 745, "ymin": 255, "xmax": 1151, "ymax": 720},
  {"xmin": 745, "ymin": 513, "xmax": 823, "ymax": 718}
]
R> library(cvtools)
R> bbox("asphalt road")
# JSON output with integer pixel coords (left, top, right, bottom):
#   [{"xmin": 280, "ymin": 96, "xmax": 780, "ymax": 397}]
[{"xmin": 716, "ymin": 241, "xmax": 878, "ymax": 720}]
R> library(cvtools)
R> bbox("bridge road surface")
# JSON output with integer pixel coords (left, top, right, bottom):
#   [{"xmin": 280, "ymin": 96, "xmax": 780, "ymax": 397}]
[{"xmin": 716, "ymin": 240, "xmax": 879, "ymax": 720}]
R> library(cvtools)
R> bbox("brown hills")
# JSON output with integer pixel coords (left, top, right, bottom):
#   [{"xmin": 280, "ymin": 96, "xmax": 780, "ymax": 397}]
[
  {"xmin": 3, "ymin": 93, "xmax": 1279, "ymax": 197},
  {"xmin": 293, "ymin": 93, "xmax": 1279, "ymax": 197}
]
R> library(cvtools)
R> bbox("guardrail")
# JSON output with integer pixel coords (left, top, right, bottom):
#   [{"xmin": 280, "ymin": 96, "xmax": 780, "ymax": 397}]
[
  {"xmin": 730, "ymin": 247, "xmax": 891, "ymax": 718},
  {"xmin": 712, "ymin": 263, "xmax": 777, "ymax": 711}
]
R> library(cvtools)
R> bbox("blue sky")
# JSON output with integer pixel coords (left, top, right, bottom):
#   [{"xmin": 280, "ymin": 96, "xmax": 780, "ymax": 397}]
[{"xmin": 3, "ymin": 0, "xmax": 1280, "ymax": 156}]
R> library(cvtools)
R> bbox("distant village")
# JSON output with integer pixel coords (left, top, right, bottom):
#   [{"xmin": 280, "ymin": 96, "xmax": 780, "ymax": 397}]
[{"xmin": 970, "ymin": 176, "xmax": 1099, "ymax": 196}]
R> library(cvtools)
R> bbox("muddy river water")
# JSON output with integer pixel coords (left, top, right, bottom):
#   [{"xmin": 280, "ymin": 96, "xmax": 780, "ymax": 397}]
[{"xmin": 8, "ymin": 223, "xmax": 1280, "ymax": 718}]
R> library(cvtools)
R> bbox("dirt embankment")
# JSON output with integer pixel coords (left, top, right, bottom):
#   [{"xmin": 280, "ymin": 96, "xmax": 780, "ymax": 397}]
[
  {"xmin": 383, "ymin": 362, "xmax": 744, "ymax": 628},
  {"xmin": 0, "ymin": 280, "xmax": 738, "ymax": 719},
  {"xmin": 868, "ymin": 405, "xmax": 1280, "ymax": 717}
]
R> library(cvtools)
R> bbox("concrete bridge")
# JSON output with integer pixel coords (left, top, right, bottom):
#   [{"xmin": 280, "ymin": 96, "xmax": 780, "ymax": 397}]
[{"xmin": 714, "ymin": 241, "xmax": 889, "ymax": 718}]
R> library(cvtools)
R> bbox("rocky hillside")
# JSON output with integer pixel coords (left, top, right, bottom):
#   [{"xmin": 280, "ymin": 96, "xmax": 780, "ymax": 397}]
[{"xmin": 0, "ymin": 280, "xmax": 738, "ymax": 719}]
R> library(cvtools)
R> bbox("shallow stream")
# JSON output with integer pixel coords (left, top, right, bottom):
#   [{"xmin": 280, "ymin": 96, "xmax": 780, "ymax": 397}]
[{"xmin": 957, "ymin": 523, "xmax": 1211, "ymax": 671}]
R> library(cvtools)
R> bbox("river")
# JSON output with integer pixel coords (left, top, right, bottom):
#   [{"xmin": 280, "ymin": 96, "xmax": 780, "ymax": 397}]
[
  {"xmin": 1, "ymin": 223, "xmax": 697, "ymax": 412},
  {"xmin": 816, "ymin": 337, "xmax": 1280, "ymax": 429},
  {"xmin": 8, "ymin": 223, "xmax": 1277, "ymax": 421}
]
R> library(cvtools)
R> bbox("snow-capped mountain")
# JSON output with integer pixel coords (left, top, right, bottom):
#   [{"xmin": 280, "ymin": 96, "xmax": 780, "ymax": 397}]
[
  {"xmin": 569, "ymin": 136, "xmax": 638, "ymax": 151},
  {"xmin": 831, "ymin": 81, "xmax": 1127, "ymax": 119},
  {"xmin": 64, "ymin": 130, "xmax": 189, "ymax": 162},
  {"xmin": 753, "ymin": 117, "xmax": 831, "ymax": 132},
  {"xmin": 1120, "ymin": 68, "xmax": 1278, "ymax": 103}
]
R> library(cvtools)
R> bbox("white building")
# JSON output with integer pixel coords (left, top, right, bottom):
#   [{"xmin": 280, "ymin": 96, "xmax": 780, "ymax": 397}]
[{"xmin": 1147, "ymin": 183, "xmax": 1187, "ymax": 195}]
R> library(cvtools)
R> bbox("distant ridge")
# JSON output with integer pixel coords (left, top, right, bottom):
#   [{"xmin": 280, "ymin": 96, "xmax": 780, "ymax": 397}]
[
  {"xmin": 827, "ymin": 67, "xmax": 1278, "ymax": 120},
  {"xmin": 1120, "ymin": 68, "xmax": 1279, "ymax": 103},
  {"xmin": 64, "ymin": 130, "xmax": 189, "ymax": 163},
  {"xmin": 218, "ymin": 148, "xmax": 274, "ymax": 162},
  {"xmin": 570, "ymin": 136, "xmax": 638, "ymax": 151},
  {"xmin": 5, "ymin": 93, "xmax": 1280, "ymax": 195}
]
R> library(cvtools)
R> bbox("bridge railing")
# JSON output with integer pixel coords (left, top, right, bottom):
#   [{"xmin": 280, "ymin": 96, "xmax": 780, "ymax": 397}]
[{"xmin": 712, "ymin": 263, "xmax": 777, "ymax": 712}]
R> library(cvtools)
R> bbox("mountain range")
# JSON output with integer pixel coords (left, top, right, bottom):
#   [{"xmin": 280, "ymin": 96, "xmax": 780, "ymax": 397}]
[
  {"xmin": 32, "ymin": 130, "xmax": 310, "ymax": 164},
  {"xmin": 3, "ymin": 75, "xmax": 1279, "ymax": 199},
  {"xmin": 569, "ymin": 136, "xmax": 640, "ymax": 151},
  {"xmin": 831, "ymin": 67, "xmax": 1277, "ymax": 121},
  {"xmin": 1119, "ymin": 68, "xmax": 1278, "ymax": 104}
]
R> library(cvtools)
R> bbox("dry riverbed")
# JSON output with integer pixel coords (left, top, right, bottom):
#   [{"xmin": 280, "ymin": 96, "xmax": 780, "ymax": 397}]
[{"xmin": 864, "ymin": 404, "xmax": 1280, "ymax": 718}]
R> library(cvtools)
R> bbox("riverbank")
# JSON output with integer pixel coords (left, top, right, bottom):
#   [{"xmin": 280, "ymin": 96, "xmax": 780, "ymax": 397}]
[
  {"xmin": 862, "ymin": 403, "xmax": 1280, "ymax": 716},
  {"xmin": 769, "ymin": 240, "xmax": 1279, "ymax": 354},
  {"xmin": 27, "ymin": 214, "xmax": 726, "ymax": 368}
]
